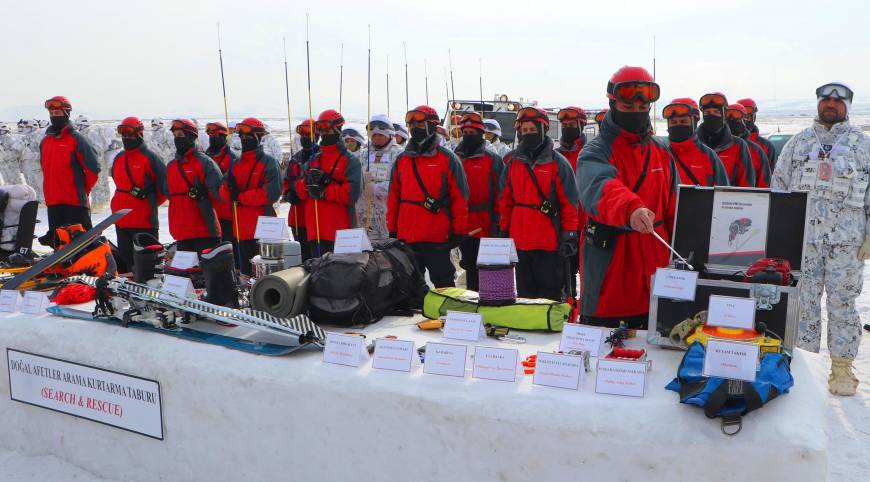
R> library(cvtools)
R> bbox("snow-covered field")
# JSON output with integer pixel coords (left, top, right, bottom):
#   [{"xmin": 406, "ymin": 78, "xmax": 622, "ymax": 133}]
[{"xmin": 2, "ymin": 113, "xmax": 869, "ymax": 481}]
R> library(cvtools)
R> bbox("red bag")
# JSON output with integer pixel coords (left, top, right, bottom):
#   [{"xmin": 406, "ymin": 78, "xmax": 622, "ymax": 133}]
[{"xmin": 744, "ymin": 258, "xmax": 792, "ymax": 286}]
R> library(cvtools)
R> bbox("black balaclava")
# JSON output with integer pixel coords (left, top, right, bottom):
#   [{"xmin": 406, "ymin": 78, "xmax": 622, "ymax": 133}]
[
  {"xmin": 668, "ymin": 124, "xmax": 694, "ymax": 143},
  {"xmin": 208, "ymin": 134, "xmax": 227, "ymax": 154},
  {"xmin": 519, "ymin": 123, "xmax": 545, "ymax": 152},
  {"xmin": 462, "ymin": 131, "xmax": 484, "ymax": 152},
  {"xmin": 611, "ymin": 107, "xmax": 650, "ymax": 134},
  {"xmin": 50, "ymin": 112, "xmax": 69, "ymax": 130},
  {"xmin": 728, "ymin": 119, "xmax": 746, "ymax": 137},
  {"xmin": 241, "ymin": 134, "xmax": 260, "ymax": 152},
  {"xmin": 410, "ymin": 123, "xmax": 433, "ymax": 144},
  {"xmin": 123, "ymin": 137, "xmax": 144, "ymax": 151},
  {"xmin": 175, "ymin": 132, "xmax": 196, "ymax": 154},
  {"xmin": 561, "ymin": 126, "xmax": 581, "ymax": 146},
  {"xmin": 320, "ymin": 131, "xmax": 340, "ymax": 146},
  {"xmin": 701, "ymin": 113, "xmax": 724, "ymax": 134},
  {"xmin": 300, "ymin": 135, "xmax": 319, "ymax": 151}
]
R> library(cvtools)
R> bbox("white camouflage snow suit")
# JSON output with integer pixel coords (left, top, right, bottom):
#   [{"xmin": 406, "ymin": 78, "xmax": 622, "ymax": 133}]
[
  {"xmin": 771, "ymin": 119, "xmax": 870, "ymax": 360},
  {"xmin": 13, "ymin": 125, "xmax": 44, "ymax": 202},
  {"xmin": 356, "ymin": 140, "xmax": 402, "ymax": 240},
  {"xmin": 0, "ymin": 127, "xmax": 22, "ymax": 185},
  {"xmin": 78, "ymin": 120, "xmax": 120, "ymax": 211}
]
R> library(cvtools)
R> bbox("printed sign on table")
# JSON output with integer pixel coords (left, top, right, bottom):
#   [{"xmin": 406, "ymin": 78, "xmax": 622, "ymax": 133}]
[
  {"xmin": 423, "ymin": 342, "xmax": 468, "ymax": 378},
  {"xmin": 371, "ymin": 338, "xmax": 415, "ymax": 372},
  {"xmin": 477, "ymin": 238, "xmax": 518, "ymax": 265},
  {"xmin": 333, "ymin": 228, "xmax": 373, "ymax": 254},
  {"xmin": 707, "ymin": 295, "xmax": 756, "ymax": 330},
  {"xmin": 703, "ymin": 339, "xmax": 760, "ymax": 382},
  {"xmin": 7, "ymin": 348, "xmax": 163, "ymax": 439},
  {"xmin": 443, "ymin": 311, "xmax": 483, "ymax": 341},
  {"xmin": 595, "ymin": 359, "xmax": 647, "ymax": 397},
  {"xmin": 532, "ymin": 351, "xmax": 584, "ymax": 390},
  {"xmin": 0, "ymin": 289, "xmax": 22, "ymax": 313},
  {"xmin": 323, "ymin": 332, "xmax": 367, "ymax": 368},
  {"xmin": 160, "ymin": 275, "xmax": 195, "ymax": 299},
  {"xmin": 652, "ymin": 268, "xmax": 699, "ymax": 301},
  {"xmin": 20, "ymin": 291, "xmax": 51, "ymax": 315},
  {"xmin": 254, "ymin": 216, "xmax": 290, "ymax": 241},
  {"xmin": 170, "ymin": 251, "xmax": 198, "ymax": 269},
  {"xmin": 558, "ymin": 324, "xmax": 604, "ymax": 357},
  {"xmin": 472, "ymin": 346, "xmax": 518, "ymax": 382}
]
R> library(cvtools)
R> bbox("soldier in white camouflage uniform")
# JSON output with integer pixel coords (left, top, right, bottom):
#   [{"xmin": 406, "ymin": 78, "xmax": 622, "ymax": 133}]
[
  {"xmin": 771, "ymin": 81, "xmax": 869, "ymax": 396},
  {"xmin": 357, "ymin": 114, "xmax": 402, "ymax": 240},
  {"xmin": 145, "ymin": 118, "xmax": 175, "ymax": 163},
  {"xmin": 13, "ymin": 119, "xmax": 44, "ymax": 202},
  {"xmin": 0, "ymin": 123, "xmax": 22, "ymax": 185},
  {"xmin": 483, "ymin": 119, "xmax": 511, "ymax": 158},
  {"xmin": 76, "ymin": 115, "xmax": 120, "ymax": 211}
]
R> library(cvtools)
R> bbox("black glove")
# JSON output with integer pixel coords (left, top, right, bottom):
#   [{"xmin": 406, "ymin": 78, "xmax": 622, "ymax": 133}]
[
  {"xmin": 282, "ymin": 188, "xmax": 301, "ymax": 204},
  {"xmin": 449, "ymin": 233, "xmax": 464, "ymax": 249},
  {"xmin": 558, "ymin": 230, "xmax": 579, "ymax": 258},
  {"xmin": 226, "ymin": 175, "xmax": 240, "ymax": 202},
  {"xmin": 306, "ymin": 168, "xmax": 329, "ymax": 199}
]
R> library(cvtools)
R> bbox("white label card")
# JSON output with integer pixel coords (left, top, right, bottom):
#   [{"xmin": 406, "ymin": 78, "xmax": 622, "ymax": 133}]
[
  {"xmin": 532, "ymin": 351, "xmax": 584, "ymax": 390},
  {"xmin": 558, "ymin": 324, "xmax": 604, "ymax": 357},
  {"xmin": 443, "ymin": 311, "xmax": 483, "ymax": 341},
  {"xmin": 20, "ymin": 291, "xmax": 50, "ymax": 315},
  {"xmin": 477, "ymin": 238, "xmax": 519, "ymax": 265},
  {"xmin": 0, "ymin": 290, "xmax": 22, "ymax": 313},
  {"xmin": 170, "ymin": 251, "xmax": 198, "ymax": 269},
  {"xmin": 472, "ymin": 346, "xmax": 519, "ymax": 382},
  {"xmin": 703, "ymin": 339, "xmax": 760, "ymax": 382},
  {"xmin": 323, "ymin": 332, "xmax": 368, "ymax": 368},
  {"xmin": 423, "ymin": 342, "xmax": 468, "ymax": 378},
  {"xmin": 707, "ymin": 295, "xmax": 756, "ymax": 330},
  {"xmin": 160, "ymin": 275, "xmax": 195, "ymax": 299},
  {"xmin": 595, "ymin": 359, "xmax": 647, "ymax": 397},
  {"xmin": 652, "ymin": 268, "xmax": 698, "ymax": 301},
  {"xmin": 254, "ymin": 216, "xmax": 290, "ymax": 241},
  {"xmin": 333, "ymin": 228, "xmax": 373, "ymax": 254},
  {"xmin": 371, "ymin": 338, "xmax": 415, "ymax": 372}
]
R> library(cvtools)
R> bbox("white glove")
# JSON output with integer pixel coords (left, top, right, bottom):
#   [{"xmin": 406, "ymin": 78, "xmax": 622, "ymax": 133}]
[{"xmin": 858, "ymin": 238, "xmax": 870, "ymax": 260}]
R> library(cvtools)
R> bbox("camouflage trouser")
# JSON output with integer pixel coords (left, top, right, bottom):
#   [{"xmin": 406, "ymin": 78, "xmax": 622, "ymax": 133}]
[
  {"xmin": 798, "ymin": 243, "xmax": 864, "ymax": 360},
  {"xmin": 90, "ymin": 156, "xmax": 113, "ymax": 211}
]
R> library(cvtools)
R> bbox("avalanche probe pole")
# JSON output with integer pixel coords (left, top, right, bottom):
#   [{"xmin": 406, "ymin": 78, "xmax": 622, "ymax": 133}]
[
  {"xmin": 448, "ymin": 49, "xmax": 456, "ymax": 101},
  {"xmin": 386, "ymin": 55, "xmax": 391, "ymax": 118},
  {"xmin": 424, "ymin": 58, "xmax": 430, "ymax": 105},
  {"xmin": 217, "ymin": 22, "xmax": 242, "ymax": 270},
  {"xmin": 339, "ymin": 43, "xmax": 344, "ymax": 112},
  {"xmin": 403, "ymin": 41, "xmax": 409, "ymax": 113},
  {"xmin": 366, "ymin": 25, "xmax": 373, "ymax": 229},
  {"xmin": 478, "ymin": 58, "xmax": 484, "ymax": 118},
  {"xmin": 283, "ymin": 37, "xmax": 298, "ymax": 231},
  {"xmin": 305, "ymin": 13, "xmax": 322, "ymax": 257},
  {"xmin": 651, "ymin": 230, "xmax": 694, "ymax": 270}
]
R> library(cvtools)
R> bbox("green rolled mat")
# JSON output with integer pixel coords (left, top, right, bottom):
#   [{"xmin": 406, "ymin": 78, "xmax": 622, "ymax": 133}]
[{"xmin": 250, "ymin": 266, "xmax": 309, "ymax": 318}]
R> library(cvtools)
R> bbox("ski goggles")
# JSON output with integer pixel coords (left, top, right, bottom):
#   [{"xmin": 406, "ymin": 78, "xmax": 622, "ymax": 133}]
[
  {"xmin": 816, "ymin": 83, "xmax": 853, "ymax": 102},
  {"xmin": 515, "ymin": 107, "xmax": 548, "ymax": 124},
  {"xmin": 314, "ymin": 120, "xmax": 339, "ymax": 131},
  {"xmin": 594, "ymin": 111, "xmax": 607, "ymax": 124},
  {"xmin": 741, "ymin": 104, "xmax": 758, "ymax": 115},
  {"xmin": 170, "ymin": 120, "xmax": 197, "ymax": 133},
  {"xmin": 725, "ymin": 108, "xmax": 746, "ymax": 120},
  {"xmin": 367, "ymin": 120, "xmax": 393, "ymax": 132},
  {"xmin": 699, "ymin": 93, "xmax": 728, "ymax": 108},
  {"xmin": 405, "ymin": 110, "xmax": 438, "ymax": 124},
  {"xmin": 662, "ymin": 103, "xmax": 693, "ymax": 119},
  {"xmin": 610, "ymin": 81, "xmax": 660, "ymax": 102},
  {"xmin": 205, "ymin": 122, "xmax": 227, "ymax": 135},
  {"xmin": 44, "ymin": 99, "xmax": 70, "ymax": 110},
  {"xmin": 117, "ymin": 125, "xmax": 143, "ymax": 137},
  {"xmin": 295, "ymin": 124, "xmax": 314, "ymax": 135},
  {"xmin": 557, "ymin": 108, "xmax": 587, "ymax": 123},
  {"xmin": 235, "ymin": 123, "xmax": 259, "ymax": 135}
]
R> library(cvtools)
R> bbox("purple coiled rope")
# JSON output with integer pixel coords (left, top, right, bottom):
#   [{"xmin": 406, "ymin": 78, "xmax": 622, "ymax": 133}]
[{"xmin": 478, "ymin": 264, "xmax": 517, "ymax": 306}]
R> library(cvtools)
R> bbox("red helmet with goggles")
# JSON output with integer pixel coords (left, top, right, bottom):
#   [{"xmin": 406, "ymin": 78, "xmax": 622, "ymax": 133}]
[
  {"xmin": 170, "ymin": 119, "xmax": 198, "ymax": 135},
  {"xmin": 205, "ymin": 122, "xmax": 228, "ymax": 136},
  {"xmin": 459, "ymin": 112, "xmax": 486, "ymax": 132},
  {"xmin": 45, "ymin": 96, "xmax": 72, "ymax": 111},
  {"xmin": 558, "ymin": 106, "xmax": 588, "ymax": 125},
  {"xmin": 405, "ymin": 105, "xmax": 440, "ymax": 125},
  {"xmin": 117, "ymin": 117, "xmax": 145, "ymax": 137},
  {"xmin": 315, "ymin": 109, "xmax": 345, "ymax": 131},
  {"xmin": 514, "ymin": 106, "xmax": 550, "ymax": 129},
  {"xmin": 606, "ymin": 66, "xmax": 660, "ymax": 103},
  {"xmin": 236, "ymin": 117, "xmax": 269, "ymax": 136}
]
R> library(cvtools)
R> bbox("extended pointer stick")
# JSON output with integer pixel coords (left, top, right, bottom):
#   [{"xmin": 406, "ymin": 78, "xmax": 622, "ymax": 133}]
[{"xmin": 651, "ymin": 231, "xmax": 694, "ymax": 270}]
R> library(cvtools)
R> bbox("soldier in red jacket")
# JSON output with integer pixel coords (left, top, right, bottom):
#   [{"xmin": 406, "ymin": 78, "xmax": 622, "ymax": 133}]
[
  {"xmin": 697, "ymin": 92, "xmax": 757, "ymax": 187},
  {"xmin": 663, "ymin": 98, "xmax": 728, "ymax": 186},
  {"xmin": 283, "ymin": 119, "xmax": 318, "ymax": 260},
  {"xmin": 294, "ymin": 110, "xmax": 362, "ymax": 257},
  {"xmin": 387, "ymin": 105, "xmax": 469, "ymax": 288},
  {"xmin": 205, "ymin": 121, "xmax": 238, "ymax": 244},
  {"xmin": 737, "ymin": 98, "xmax": 777, "ymax": 168},
  {"xmin": 110, "ymin": 117, "xmax": 168, "ymax": 270},
  {"xmin": 726, "ymin": 103, "xmax": 771, "ymax": 187},
  {"xmin": 219, "ymin": 117, "xmax": 282, "ymax": 275},
  {"xmin": 577, "ymin": 66, "xmax": 678, "ymax": 329},
  {"xmin": 500, "ymin": 107, "xmax": 579, "ymax": 301},
  {"xmin": 39, "ymin": 96, "xmax": 100, "ymax": 234},
  {"xmin": 453, "ymin": 111, "xmax": 503, "ymax": 291},
  {"xmin": 166, "ymin": 119, "xmax": 224, "ymax": 253},
  {"xmin": 555, "ymin": 106, "xmax": 588, "ymax": 172}
]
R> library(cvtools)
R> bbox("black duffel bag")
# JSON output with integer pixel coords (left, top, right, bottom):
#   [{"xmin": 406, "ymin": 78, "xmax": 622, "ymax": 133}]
[{"xmin": 304, "ymin": 239, "xmax": 428, "ymax": 326}]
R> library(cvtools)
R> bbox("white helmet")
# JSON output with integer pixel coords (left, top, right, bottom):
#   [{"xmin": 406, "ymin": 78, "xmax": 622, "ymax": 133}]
[
  {"xmin": 0, "ymin": 123, "xmax": 10, "ymax": 135},
  {"xmin": 483, "ymin": 119, "xmax": 502, "ymax": 137},
  {"xmin": 17, "ymin": 119, "xmax": 36, "ymax": 134},
  {"xmin": 150, "ymin": 118, "xmax": 164, "ymax": 130},
  {"xmin": 37, "ymin": 119, "xmax": 49, "ymax": 128},
  {"xmin": 75, "ymin": 114, "xmax": 91, "ymax": 130}
]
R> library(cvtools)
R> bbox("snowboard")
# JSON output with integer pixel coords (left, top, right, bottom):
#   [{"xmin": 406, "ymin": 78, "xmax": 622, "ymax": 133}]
[
  {"xmin": 47, "ymin": 305, "xmax": 305, "ymax": 356},
  {"xmin": 2, "ymin": 209, "xmax": 131, "ymax": 290}
]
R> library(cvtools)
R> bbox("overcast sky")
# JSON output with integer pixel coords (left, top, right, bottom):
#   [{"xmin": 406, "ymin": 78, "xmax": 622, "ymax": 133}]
[{"xmin": 2, "ymin": 0, "xmax": 868, "ymax": 121}]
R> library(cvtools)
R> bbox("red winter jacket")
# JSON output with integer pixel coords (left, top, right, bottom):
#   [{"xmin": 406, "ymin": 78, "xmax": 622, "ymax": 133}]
[
  {"xmin": 499, "ymin": 138, "xmax": 580, "ymax": 252},
  {"xmin": 294, "ymin": 141, "xmax": 361, "ymax": 242},
  {"xmin": 744, "ymin": 137, "xmax": 771, "ymax": 188},
  {"xmin": 576, "ymin": 113, "xmax": 678, "ymax": 318},
  {"xmin": 748, "ymin": 126, "xmax": 777, "ymax": 169},
  {"xmin": 219, "ymin": 147, "xmax": 282, "ymax": 241},
  {"xmin": 454, "ymin": 141, "xmax": 504, "ymax": 238},
  {"xmin": 40, "ymin": 125, "xmax": 100, "ymax": 207},
  {"xmin": 386, "ymin": 140, "xmax": 469, "ymax": 243},
  {"xmin": 208, "ymin": 145, "xmax": 239, "ymax": 222},
  {"xmin": 697, "ymin": 125, "xmax": 756, "ymax": 187},
  {"xmin": 110, "ymin": 146, "xmax": 168, "ymax": 229},
  {"xmin": 668, "ymin": 135, "xmax": 729, "ymax": 187},
  {"xmin": 555, "ymin": 133, "xmax": 587, "ymax": 172},
  {"xmin": 166, "ymin": 149, "xmax": 224, "ymax": 241},
  {"xmin": 283, "ymin": 148, "xmax": 315, "ymax": 228}
]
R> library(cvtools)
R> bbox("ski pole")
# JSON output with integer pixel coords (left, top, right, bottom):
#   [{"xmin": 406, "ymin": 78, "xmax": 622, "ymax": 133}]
[
  {"xmin": 217, "ymin": 22, "xmax": 242, "ymax": 270},
  {"xmin": 651, "ymin": 230, "xmax": 693, "ymax": 270},
  {"xmin": 424, "ymin": 58, "xmax": 430, "ymax": 105},
  {"xmin": 305, "ymin": 13, "xmax": 322, "ymax": 257},
  {"xmin": 339, "ymin": 43, "xmax": 344, "ymax": 113},
  {"xmin": 448, "ymin": 49, "xmax": 456, "ymax": 102},
  {"xmin": 283, "ymin": 37, "xmax": 299, "ymax": 231},
  {"xmin": 403, "ymin": 41, "xmax": 409, "ymax": 114},
  {"xmin": 386, "ymin": 55, "xmax": 391, "ymax": 119},
  {"xmin": 365, "ymin": 25, "xmax": 373, "ymax": 230},
  {"xmin": 478, "ymin": 58, "xmax": 484, "ymax": 119}
]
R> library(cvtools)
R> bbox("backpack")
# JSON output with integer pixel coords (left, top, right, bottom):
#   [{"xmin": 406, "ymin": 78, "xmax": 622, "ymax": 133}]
[
  {"xmin": 665, "ymin": 342, "xmax": 794, "ymax": 435},
  {"xmin": 304, "ymin": 239, "xmax": 428, "ymax": 326}
]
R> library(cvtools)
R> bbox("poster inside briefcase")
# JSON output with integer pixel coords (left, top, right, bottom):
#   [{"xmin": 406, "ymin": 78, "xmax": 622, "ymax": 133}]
[{"xmin": 670, "ymin": 186, "xmax": 809, "ymax": 275}]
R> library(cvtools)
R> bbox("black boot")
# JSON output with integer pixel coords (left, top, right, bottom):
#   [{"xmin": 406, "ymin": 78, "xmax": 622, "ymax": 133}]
[
  {"xmin": 133, "ymin": 233, "xmax": 164, "ymax": 283},
  {"xmin": 200, "ymin": 242, "xmax": 239, "ymax": 308}
]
